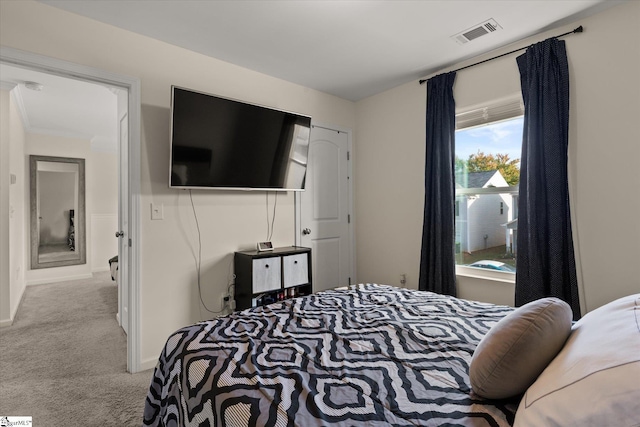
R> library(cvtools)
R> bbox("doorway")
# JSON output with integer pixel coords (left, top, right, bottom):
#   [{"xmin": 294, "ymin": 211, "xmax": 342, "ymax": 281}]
[{"xmin": 0, "ymin": 46, "xmax": 141, "ymax": 373}]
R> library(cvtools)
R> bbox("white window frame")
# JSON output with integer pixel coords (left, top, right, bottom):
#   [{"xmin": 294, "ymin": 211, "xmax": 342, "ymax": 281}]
[{"xmin": 455, "ymin": 96, "xmax": 524, "ymax": 282}]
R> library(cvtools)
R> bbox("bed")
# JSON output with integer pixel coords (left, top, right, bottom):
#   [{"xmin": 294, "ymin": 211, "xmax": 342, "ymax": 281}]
[
  {"xmin": 143, "ymin": 284, "xmax": 519, "ymax": 426},
  {"xmin": 143, "ymin": 284, "xmax": 640, "ymax": 427}
]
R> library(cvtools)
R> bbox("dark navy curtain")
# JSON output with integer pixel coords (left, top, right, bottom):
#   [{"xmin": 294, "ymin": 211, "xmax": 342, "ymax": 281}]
[
  {"xmin": 419, "ymin": 72, "xmax": 457, "ymax": 296},
  {"xmin": 515, "ymin": 38, "xmax": 581, "ymax": 319}
]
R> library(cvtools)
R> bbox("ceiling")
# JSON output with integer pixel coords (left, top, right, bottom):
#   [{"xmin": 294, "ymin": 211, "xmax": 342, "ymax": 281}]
[
  {"xmin": 1, "ymin": 0, "xmax": 620, "ymax": 148},
  {"xmin": 0, "ymin": 63, "xmax": 120, "ymax": 151},
  {"xmin": 39, "ymin": 0, "xmax": 617, "ymax": 101}
]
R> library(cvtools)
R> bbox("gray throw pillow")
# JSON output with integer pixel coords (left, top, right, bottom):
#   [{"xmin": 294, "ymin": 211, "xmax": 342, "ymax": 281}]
[{"xmin": 469, "ymin": 297, "xmax": 572, "ymax": 399}]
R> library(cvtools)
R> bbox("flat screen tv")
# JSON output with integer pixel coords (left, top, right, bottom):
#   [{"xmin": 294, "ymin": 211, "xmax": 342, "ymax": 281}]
[{"xmin": 169, "ymin": 86, "xmax": 311, "ymax": 191}]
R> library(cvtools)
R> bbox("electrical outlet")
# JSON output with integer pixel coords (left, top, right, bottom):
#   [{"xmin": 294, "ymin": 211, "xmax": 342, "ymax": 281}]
[
  {"xmin": 400, "ymin": 273, "xmax": 407, "ymax": 286},
  {"xmin": 221, "ymin": 294, "xmax": 230, "ymax": 309}
]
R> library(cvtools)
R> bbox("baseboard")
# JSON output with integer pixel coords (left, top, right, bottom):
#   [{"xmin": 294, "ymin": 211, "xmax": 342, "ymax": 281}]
[
  {"xmin": 92, "ymin": 267, "xmax": 110, "ymax": 273},
  {"xmin": 1, "ymin": 281, "xmax": 27, "ymax": 328},
  {"xmin": 26, "ymin": 273, "xmax": 93, "ymax": 286},
  {"xmin": 140, "ymin": 357, "xmax": 159, "ymax": 372}
]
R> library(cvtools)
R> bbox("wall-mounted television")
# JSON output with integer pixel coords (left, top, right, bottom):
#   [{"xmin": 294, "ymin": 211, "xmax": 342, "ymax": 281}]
[{"xmin": 169, "ymin": 86, "xmax": 311, "ymax": 191}]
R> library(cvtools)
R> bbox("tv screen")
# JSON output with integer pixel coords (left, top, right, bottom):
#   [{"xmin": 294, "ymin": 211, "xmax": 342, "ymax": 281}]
[{"xmin": 169, "ymin": 86, "xmax": 311, "ymax": 191}]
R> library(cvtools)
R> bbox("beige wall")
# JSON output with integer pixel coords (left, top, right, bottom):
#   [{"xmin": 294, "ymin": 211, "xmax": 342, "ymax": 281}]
[
  {"xmin": 88, "ymin": 149, "xmax": 118, "ymax": 273},
  {"xmin": 0, "ymin": 88, "xmax": 28, "ymax": 326},
  {"xmin": 0, "ymin": 0, "xmax": 356, "ymax": 367},
  {"xmin": 90, "ymin": 150, "xmax": 118, "ymax": 215},
  {"xmin": 23, "ymin": 133, "xmax": 118, "ymax": 282},
  {"xmin": 355, "ymin": 1, "xmax": 640, "ymax": 311},
  {"xmin": 8, "ymin": 91, "xmax": 26, "ymax": 322},
  {"xmin": 0, "ymin": 90, "xmax": 11, "ymax": 324}
]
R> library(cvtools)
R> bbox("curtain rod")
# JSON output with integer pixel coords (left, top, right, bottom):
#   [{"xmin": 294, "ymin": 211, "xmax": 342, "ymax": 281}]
[{"xmin": 419, "ymin": 25, "xmax": 583, "ymax": 85}]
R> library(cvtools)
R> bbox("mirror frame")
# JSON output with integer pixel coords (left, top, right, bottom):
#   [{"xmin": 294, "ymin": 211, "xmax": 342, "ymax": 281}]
[{"xmin": 30, "ymin": 155, "xmax": 86, "ymax": 269}]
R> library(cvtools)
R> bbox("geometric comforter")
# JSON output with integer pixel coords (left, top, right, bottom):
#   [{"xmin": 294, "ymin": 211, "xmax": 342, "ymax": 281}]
[{"xmin": 143, "ymin": 284, "xmax": 518, "ymax": 426}]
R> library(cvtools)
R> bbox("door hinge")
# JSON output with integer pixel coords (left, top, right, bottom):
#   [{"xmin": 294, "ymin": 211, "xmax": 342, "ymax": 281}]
[
  {"xmin": 347, "ymin": 214, "xmax": 351, "ymax": 224},
  {"xmin": 128, "ymin": 238, "xmax": 132, "ymax": 247},
  {"xmin": 347, "ymin": 151, "xmax": 350, "ymax": 161},
  {"xmin": 348, "ymin": 277, "xmax": 352, "ymax": 286}
]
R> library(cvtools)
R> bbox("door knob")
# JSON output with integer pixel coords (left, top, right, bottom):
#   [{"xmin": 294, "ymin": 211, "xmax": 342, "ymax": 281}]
[
  {"xmin": 115, "ymin": 231, "xmax": 124, "ymax": 238},
  {"xmin": 302, "ymin": 228, "xmax": 311, "ymax": 235}
]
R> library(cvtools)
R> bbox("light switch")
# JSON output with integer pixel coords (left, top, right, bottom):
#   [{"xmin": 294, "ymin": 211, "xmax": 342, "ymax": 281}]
[{"xmin": 151, "ymin": 203, "xmax": 163, "ymax": 220}]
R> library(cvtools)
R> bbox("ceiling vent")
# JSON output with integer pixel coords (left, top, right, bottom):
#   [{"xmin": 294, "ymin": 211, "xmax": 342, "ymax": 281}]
[{"xmin": 452, "ymin": 19, "xmax": 502, "ymax": 45}]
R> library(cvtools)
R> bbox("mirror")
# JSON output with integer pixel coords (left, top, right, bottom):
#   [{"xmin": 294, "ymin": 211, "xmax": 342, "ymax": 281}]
[{"xmin": 30, "ymin": 155, "xmax": 86, "ymax": 269}]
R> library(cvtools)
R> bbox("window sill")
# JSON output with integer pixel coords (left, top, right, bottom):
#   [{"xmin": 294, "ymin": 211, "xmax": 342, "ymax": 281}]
[{"xmin": 456, "ymin": 265, "xmax": 515, "ymax": 284}]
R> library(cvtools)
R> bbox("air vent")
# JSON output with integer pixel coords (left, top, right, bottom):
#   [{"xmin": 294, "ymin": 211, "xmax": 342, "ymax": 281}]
[{"xmin": 452, "ymin": 19, "xmax": 502, "ymax": 45}]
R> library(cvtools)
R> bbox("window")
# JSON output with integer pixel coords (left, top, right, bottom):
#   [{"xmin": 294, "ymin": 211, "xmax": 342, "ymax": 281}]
[{"xmin": 455, "ymin": 98, "xmax": 523, "ymax": 275}]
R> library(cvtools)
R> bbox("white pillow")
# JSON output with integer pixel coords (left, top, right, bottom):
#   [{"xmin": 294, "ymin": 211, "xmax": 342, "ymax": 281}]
[
  {"xmin": 514, "ymin": 293, "xmax": 640, "ymax": 427},
  {"xmin": 469, "ymin": 297, "xmax": 572, "ymax": 399}
]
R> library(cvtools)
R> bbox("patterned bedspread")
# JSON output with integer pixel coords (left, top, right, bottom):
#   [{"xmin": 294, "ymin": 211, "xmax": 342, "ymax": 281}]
[{"xmin": 143, "ymin": 284, "xmax": 518, "ymax": 426}]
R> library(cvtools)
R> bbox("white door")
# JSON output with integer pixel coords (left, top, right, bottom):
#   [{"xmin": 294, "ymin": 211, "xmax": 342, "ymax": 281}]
[
  {"xmin": 299, "ymin": 126, "xmax": 351, "ymax": 292},
  {"xmin": 117, "ymin": 112, "xmax": 129, "ymax": 334}
]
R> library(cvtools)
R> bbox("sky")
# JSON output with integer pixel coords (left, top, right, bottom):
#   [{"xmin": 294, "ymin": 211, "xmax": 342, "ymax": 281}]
[{"xmin": 455, "ymin": 116, "xmax": 523, "ymax": 162}]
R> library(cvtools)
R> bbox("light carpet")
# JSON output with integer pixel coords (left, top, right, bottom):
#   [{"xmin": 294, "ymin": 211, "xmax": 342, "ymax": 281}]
[{"xmin": 0, "ymin": 272, "xmax": 153, "ymax": 426}]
